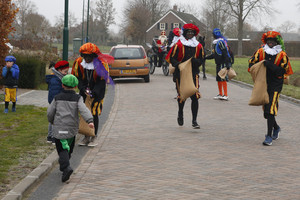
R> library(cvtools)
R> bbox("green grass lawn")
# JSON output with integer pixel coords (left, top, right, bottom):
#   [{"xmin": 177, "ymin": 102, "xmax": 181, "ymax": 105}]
[
  {"xmin": 0, "ymin": 104, "xmax": 55, "ymax": 198},
  {"xmin": 205, "ymin": 57, "xmax": 300, "ymax": 99}
]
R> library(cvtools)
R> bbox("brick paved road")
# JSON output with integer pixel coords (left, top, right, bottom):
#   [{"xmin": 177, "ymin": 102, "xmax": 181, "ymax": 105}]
[{"xmin": 56, "ymin": 69, "xmax": 300, "ymax": 200}]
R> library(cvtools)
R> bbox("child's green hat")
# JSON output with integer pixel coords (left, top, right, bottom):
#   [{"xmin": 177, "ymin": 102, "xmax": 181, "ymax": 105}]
[{"xmin": 62, "ymin": 74, "xmax": 78, "ymax": 88}]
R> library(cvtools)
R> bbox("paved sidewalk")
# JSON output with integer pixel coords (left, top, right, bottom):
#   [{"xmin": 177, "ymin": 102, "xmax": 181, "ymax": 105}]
[{"xmin": 50, "ymin": 69, "xmax": 300, "ymax": 200}]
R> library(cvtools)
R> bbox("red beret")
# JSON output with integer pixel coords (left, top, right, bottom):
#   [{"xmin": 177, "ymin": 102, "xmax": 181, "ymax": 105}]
[
  {"xmin": 183, "ymin": 23, "xmax": 199, "ymax": 36},
  {"xmin": 55, "ymin": 60, "xmax": 69, "ymax": 70}
]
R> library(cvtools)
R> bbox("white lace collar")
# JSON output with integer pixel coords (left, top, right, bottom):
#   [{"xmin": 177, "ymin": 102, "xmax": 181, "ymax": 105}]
[
  {"xmin": 81, "ymin": 59, "xmax": 95, "ymax": 70},
  {"xmin": 213, "ymin": 38, "xmax": 224, "ymax": 44},
  {"xmin": 179, "ymin": 35, "xmax": 199, "ymax": 47},
  {"xmin": 263, "ymin": 44, "xmax": 282, "ymax": 56},
  {"xmin": 170, "ymin": 36, "xmax": 180, "ymax": 47}
]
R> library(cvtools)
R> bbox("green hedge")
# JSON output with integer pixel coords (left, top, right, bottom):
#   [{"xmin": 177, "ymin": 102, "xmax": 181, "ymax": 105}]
[{"xmin": 14, "ymin": 54, "xmax": 46, "ymax": 89}]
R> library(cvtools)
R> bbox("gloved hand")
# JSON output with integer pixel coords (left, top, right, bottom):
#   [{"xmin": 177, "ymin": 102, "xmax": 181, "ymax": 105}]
[
  {"xmin": 226, "ymin": 63, "xmax": 232, "ymax": 70},
  {"xmin": 192, "ymin": 58, "xmax": 201, "ymax": 66}
]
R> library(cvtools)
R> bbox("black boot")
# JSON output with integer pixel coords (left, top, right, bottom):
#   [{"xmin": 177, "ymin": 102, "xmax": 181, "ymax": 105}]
[{"xmin": 177, "ymin": 111, "xmax": 183, "ymax": 126}]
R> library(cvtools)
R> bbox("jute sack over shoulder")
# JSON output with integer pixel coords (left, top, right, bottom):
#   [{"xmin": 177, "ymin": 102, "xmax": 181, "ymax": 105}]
[
  {"xmin": 79, "ymin": 95, "xmax": 95, "ymax": 136},
  {"xmin": 178, "ymin": 58, "xmax": 198, "ymax": 101},
  {"xmin": 249, "ymin": 60, "xmax": 269, "ymax": 106}
]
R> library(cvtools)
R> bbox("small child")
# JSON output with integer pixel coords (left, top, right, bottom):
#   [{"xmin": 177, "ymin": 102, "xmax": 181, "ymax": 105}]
[
  {"xmin": 47, "ymin": 74, "xmax": 94, "ymax": 182},
  {"xmin": 2, "ymin": 56, "xmax": 20, "ymax": 113},
  {"xmin": 45, "ymin": 61, "xmax": 70, "ymax": 144}
]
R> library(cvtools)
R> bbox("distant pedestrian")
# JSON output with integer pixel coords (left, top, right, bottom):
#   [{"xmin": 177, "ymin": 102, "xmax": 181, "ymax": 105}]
[
  {"xmin": 248, "ymin": 31, "xmax": 293, "ymax": 146},
  {"xmin": 47, "ymin": 74, "xmax": 94, "ymax": 182},
  {"xmin": 72, "ymin": 42, "xmax": 114, "ymax": 147},
  {"xmin": 45, "ymin": 61, "xmax": 69, "ymax": 144},
  {"xmin": 166, "ymin": 23, "xmax": 204, "ymax": 129},
  {"xmin": 205, "ymin": 28, "xmax": 232, "ymax": 101},
  {"xmin": 2, "ymin": 55, "xmax": 19, "ymax": 113}
]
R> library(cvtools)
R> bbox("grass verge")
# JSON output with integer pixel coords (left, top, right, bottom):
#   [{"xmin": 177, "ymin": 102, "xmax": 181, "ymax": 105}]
[
  {"xmin": 205, "ymin": 57, "xmax": 300, "ymax": 99},
  {"xmin": 0, "ymin": 104, "xmax": 55, "ymax": 199}
]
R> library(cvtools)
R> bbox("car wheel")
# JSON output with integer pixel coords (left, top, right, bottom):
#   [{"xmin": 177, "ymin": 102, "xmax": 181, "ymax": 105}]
[{"xmin": 144, "ymin": 74, "xmax": 150, "ymax": 83}]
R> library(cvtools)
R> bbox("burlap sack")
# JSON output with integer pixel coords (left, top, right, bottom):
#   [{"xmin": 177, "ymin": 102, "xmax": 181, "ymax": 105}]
[
  {"xmin": 248, "ymin": 60, "xmax": 269, "ymax": 106},
  {"xmin": 218, "ymin": 68, "xmax": 227, "ymax": 79},
  {"xmin": 79, "ymin": 95, "xmax": 95, "ymax": 136},
  {"xmin": 169, "ymin": 64, "xmax": 175, "ymax": 74},
  {"xmin": 178, "ymin": 58, "xmax": 198, "ymax": 101},
  {"xmin": 228, "ymin": 68, "xmax": 237, "ymax": 80},
  {"xmin": 218, "ymin": 68, "xmax": 237, "ymax": 80}
]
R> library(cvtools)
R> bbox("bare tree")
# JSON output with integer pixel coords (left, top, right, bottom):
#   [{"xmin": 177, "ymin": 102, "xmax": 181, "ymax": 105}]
[
  {"xmin": 202, "ymin": 0, "xmax": 231, "ymax": 32},
  {"xmin": 95, "ymin": 0, "xmax": 115, "ymax": 28},
  {"xmin": 277, "ymin": 20, "xmax": 297, "ymax": 33},
  {"xmin": 12, "ymin": 0, "xmax": 36, "ymax": 38},
  {"xmin": 122, "ymin": 0, "xmax": 170, "ymax": 44},
  {"xmin": 25, "ymin": 13, "xmax": 51, "ymax": 39},
  {"xmin": 226, "ymin": 0, "xmax": 273, "ymax": 56}
]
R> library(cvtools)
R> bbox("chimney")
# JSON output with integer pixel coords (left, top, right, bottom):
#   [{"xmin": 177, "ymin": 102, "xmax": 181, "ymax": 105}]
[{"xmin": 173, "ymin": 5, "xmax": 177, "ymax": 11}]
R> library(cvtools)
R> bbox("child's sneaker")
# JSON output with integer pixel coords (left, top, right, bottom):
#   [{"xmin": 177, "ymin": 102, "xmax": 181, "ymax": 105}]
[
  {"xmin": 78, "ymin": 136, "xmax": 90, "ymax": 146},
  {"xmin": 221, "ymin": 96, "xmax": 229, "ymax": 101},
  {"xmin": 213, "ymin": 94, "xmax": 222, "ymax": 100},
  {"xmin": 62, "ymin": 166, "xmax": 73, "ymax": 182},
  {"xmin": 263, "ymin": 135, "xmax": 272, "ymax": 146},
  {"xmin": 47, "ymin": 136, "xmax": 53, "ymax": 143},
  {"xmin": 88, "ymin": 136, "xmax": 98, "ymax": 147},
  {"xmin": 4, "ymin": 108, "xmax": 8, "ymax": 113},
  {"xmin": 12, "ymin": 107, "xmax": 16, "ymax": 112},
  {"xmin": 272, "ymin": 126, "xmax": 281, "ymax": 140}
]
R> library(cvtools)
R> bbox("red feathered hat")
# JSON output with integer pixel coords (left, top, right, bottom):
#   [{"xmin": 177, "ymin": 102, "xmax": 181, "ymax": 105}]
[
  {"xmin": 261, "ymin": 31, "xmax": 281, "ymax": 44},
  {"xmin": 173, "ymin": 28, "xmax": 181, "ymax": 36},
  {"xmin": 183, "ymin": 23, "xmax": 199, "ymax": 36},
  {"xmin": 55, "ymin": 60, "xmax": 69, "ymax": 70}
]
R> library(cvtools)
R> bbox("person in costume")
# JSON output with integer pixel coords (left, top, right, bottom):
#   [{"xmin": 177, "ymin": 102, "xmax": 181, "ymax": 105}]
[
  {"xmin": 72, "ymin": 42, "xmax": 114, "ymax": 147},
  {"xmin": 2, "ymin": 56, "xmax": 19, "ymax": 113},
  {"xmin": 156, "ymin": 30, "xmax": 168, "ymax": 67},
  {"xmin": 166, "ymin": 23, "xmax": 204, "ymax": 129},
  {"xmin": 47, "ymin": 74, "xmax": 94, "ymax": 182},
  {"xmin": 248, "ymin": 31, "xmax": 293, "ymax": 146},
  {"xmin": 205, "ymin": 28, "xmax": 232, "ymax": 101},
  {"xmin": 46, "ymin": 60, "xmax": 70, "ymax": 144}
]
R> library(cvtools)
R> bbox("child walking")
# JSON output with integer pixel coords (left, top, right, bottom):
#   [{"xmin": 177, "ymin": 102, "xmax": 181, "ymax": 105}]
[
  {"xmin": 2, "ymin": 56, "xmax": 19, "ymax": 113},
  {"xmin": 45, "ymin": 61, "xmax": 69, "ymax": 144},
  {"xmin": 47, "ymin": 74, "xmax": 94, "ymax": 182}
]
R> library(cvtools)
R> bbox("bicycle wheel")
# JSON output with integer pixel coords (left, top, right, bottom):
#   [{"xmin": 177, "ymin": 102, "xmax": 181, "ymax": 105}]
[
  {"xmin": 162, "ymin": 62, "xmax": 169, "ymax": 76},
  {"xmin": 149, "ymin": 56, "xmax": 155, "ymax": 74}
]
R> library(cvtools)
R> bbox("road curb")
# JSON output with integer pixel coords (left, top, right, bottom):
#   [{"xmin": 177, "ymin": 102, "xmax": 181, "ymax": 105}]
[
  {"xmin": 2, "ymin": 151, "xmax": 58, "ymax": 200},
  {"xmin": 1, "ymin": 86, "xmax": 118, "ymax": 200}
]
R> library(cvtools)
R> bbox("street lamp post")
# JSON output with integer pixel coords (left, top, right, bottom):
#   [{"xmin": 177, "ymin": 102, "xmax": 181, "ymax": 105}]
[
  {"xmin": 86, "ymin": 0, "xmax": 90, "ymax": 42},
  {"xmin": 82, "ymin": 0, "xmax": 85, "ymax": 45},
  {"xmin": 63, "ymin": 0, "xmax": 69, "ymax": 60}
]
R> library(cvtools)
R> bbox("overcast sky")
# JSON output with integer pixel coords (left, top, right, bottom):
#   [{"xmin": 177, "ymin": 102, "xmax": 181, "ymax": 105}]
[{"xmin": 29, "ymin": 0, "xmax": 300, "ymax": 33}]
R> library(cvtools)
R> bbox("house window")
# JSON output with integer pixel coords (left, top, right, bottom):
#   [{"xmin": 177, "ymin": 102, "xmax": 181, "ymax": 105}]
[
  {"xmin": 173, "ymin": 23, "xmax": 179, "ymax": 28},
  {"xmin": 160, "ymin": 23, "xmax": 166, "ymax": 30}
]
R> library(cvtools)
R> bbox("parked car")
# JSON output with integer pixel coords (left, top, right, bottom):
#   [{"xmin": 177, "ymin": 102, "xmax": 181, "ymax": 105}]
[{"xmin": 109, "ymin": 45, "xmax": 150, "ymax": 82}]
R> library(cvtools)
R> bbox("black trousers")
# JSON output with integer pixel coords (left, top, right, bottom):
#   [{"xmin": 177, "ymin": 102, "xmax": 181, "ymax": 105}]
[{"xmin": 55, "ymin": 137, "xmax": 75, "ymax": 172}]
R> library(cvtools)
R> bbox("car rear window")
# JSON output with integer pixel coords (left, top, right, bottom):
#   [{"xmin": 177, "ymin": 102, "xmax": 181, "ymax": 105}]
[{"xmin": 112, "ymin": 48, "xmax": 144, "ymax": 59}]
